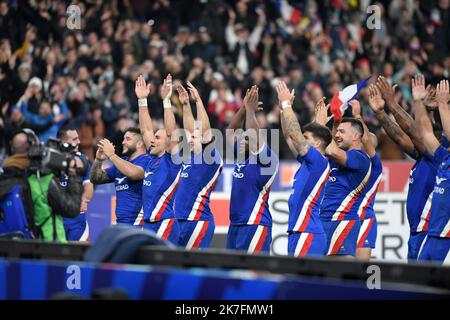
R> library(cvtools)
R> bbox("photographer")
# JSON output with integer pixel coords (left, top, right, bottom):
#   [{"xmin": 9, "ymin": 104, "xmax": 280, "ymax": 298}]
[
  {"xmin": 27, "ymin": 149, "xmax": 85, "ymax": 242},
  {"xmin": 0, "ymin": 129, "xmax": 38, "ymax": 239},
  {"xmin": 57, "ymin": 126, "xmax": 93, "ymax": 241}
]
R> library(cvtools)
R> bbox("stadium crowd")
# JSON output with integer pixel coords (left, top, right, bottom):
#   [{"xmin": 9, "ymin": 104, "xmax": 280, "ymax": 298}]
[{"xmin": 1, "ymin": 0, "xmax": 449, "ymax": 162}]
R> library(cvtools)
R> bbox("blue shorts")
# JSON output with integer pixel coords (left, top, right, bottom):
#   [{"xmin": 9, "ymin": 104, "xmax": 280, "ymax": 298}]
[
  {"xmin": 116, "ymin": 211, "xmax": 144, "ymax": 227},
  {"xmin": 357, "ymin": 216, "xmax": 377, "ymax": 249},
  {"xmin": 288, "ymin": 232, "xmax": 326, "ymax": 257},
  {"xmin": 143, "ymin": 218, "xmax": 179, "ymax": 245},
  {"xmin": 407, "ymin": 231, "xmax": 427, "ymax": 261},
  {"xmin": 418, "ymin": 236, "xmax": 450, "ymax": 265},
  {"xmin": 226, "ymin": 224, "xmax": 272, "ymax": 254},
  {"xmin": 321, "ymin": 219, "xmax": 361, "ymax": 256},
  {"xmin": 177, "ymin": 219, "xmax": 215, "ymax": 249},
  {"xmin": 63, "ymin": 213, "xmax": 89, "ymax": 241}
]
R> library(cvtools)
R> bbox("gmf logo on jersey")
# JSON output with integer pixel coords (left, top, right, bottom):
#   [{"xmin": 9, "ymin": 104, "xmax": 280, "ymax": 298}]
[{"xmin": 233, "ymin": 163, "xmax": 245, "ymax": 178}]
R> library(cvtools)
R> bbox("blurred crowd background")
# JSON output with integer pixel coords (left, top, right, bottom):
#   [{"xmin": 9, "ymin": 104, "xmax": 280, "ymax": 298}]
[{"xmin": 0, "ymin": 0, "xmax": 449, "ymax": 162}]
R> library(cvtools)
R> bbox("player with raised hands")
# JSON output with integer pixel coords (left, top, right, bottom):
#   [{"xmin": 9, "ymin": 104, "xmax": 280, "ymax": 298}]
[{"xmin": 278, "ymin": 81, "xmax": 332, "ymax": 257}]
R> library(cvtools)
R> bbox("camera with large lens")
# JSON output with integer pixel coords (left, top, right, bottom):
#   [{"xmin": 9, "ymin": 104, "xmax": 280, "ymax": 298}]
[{"xmin": 28, "ymin": 138, "xmax": 87, "ymax": 177}]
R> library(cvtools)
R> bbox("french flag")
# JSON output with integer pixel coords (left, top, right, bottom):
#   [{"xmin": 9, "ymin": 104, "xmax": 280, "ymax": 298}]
[
  {"xmin": 276, "ymin": 0, "xmax": 302, "ymax": 25},
  {"xmin": 330, "ymin": 77, "xmax": 371, "ymax": 122}
]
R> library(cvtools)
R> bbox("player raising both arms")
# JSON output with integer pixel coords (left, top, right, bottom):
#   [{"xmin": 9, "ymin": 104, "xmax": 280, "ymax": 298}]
[
  {"xmin": 226, "ymin": 85, "xmax": 279, "ymax": 254},
  {"xmin": 135, "ymin": 74, "xmax": 182, "ymax": 245},
  {"xmin": 369, "ymin": 76, "xmax": 438, "ymax": 261},
  {"xmin": 174, "ymin": 81, "xmax": 223, "ymax": 249},
  {"xmin": 414, "ymin": 77, "xmax": 450, "ymax": 264},
  {"xmin": 350, "ymin": 98, "xmax": 383, "ymax": 261},
  {"xmin": 277, "ymin": 81, "xmax": 332, "ymax": 257}
]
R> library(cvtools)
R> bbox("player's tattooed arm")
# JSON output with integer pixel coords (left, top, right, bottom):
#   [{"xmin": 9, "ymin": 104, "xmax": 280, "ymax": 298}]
[
  {"xmin": 90, "ymin": 148, "xmax": 113, "ymax": 184},
  {"xmin": 276, "ymin": 81, "xmax": 310, "ymax": 156},
  {"xmin": 90, "ymin": 160, "xmax": 113, "ymax": 184},
  {"xmin": 367, "ymin": 84, "xmax": 416, "ymax": 158},
  {"xmin": 376, "ymin": 76, "xmax": 425, "ymax": 154},
  {"xmin": 281, "ymin": 109, "xmax": 310, "ymax": 156}
]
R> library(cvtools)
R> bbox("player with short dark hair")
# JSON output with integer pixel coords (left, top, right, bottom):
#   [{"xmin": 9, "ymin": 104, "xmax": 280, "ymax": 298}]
[
  {"xmin": 320, "ymin": 115, "xmax": 372, "ymax": 258},
  {"xmin": 277, "ymin": 81, "xmax": 331, "ymax": 257},
  {"xmin": 351, "ymin": 99, "xmax": 383, "ymax": 261},
  {"xmin": 90, "ymin": 127, "xmax": 150, "ymax": 226}
]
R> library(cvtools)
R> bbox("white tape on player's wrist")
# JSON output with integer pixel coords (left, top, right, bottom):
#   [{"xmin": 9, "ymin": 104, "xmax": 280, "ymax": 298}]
[
  {"xmin": 138, "ymin": 98, "xmax": 148, "ymax": 107},
  {"xmin": 281, "ymin": 100, "xmax": 292, "ymax": 110}
]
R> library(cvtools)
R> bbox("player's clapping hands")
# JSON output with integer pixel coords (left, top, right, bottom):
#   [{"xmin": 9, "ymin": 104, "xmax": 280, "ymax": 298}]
[
  {"xmin": 435, "ymin": 79, "xmax": 450, "ymax": 105},
  {"xmin": 411, "ymin": 74, "xmax": 429, "ymax": 101},
  {"xmin": 135, "ymin": 75, "xmax": 151, "ymax": 99},
  {"xmin": 161, "ymin": 74, "xmax": 173, "ymax": 100},
  {"xmin": 314, "ymin": 97, "xmax": 331, "ymax": 126},
  {"xmin": 176, "ymin": 84, "xmax": 190, "ymax": 105},
  {"xmin": 367, "ymin": 84, "xmax": 385, "ymax": 114},
  {"xmin": 98, "ymin": 139, "xmax": 116, "ymax": 159}
]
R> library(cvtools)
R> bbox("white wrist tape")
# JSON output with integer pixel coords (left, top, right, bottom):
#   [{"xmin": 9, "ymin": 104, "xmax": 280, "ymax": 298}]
[
  {"xmin": 281, "ymin": 100, "xmax": 292, "ymax": 110},
  {"xmin": 138, "ymin": 98, "xmax": 148, "ymax": 107},
  {"xmin": 163, "ymin": 98, "xmax": 172, "ymax": 109}
]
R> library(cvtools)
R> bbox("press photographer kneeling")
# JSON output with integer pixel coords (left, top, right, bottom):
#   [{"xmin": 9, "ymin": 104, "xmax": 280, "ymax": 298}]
[{"xmin": 27, "ymin": 138, "xmax": 87, "ymax": 242}]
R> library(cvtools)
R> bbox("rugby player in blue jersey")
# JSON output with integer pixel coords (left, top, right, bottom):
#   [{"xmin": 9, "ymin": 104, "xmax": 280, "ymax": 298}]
[
  {"xmin": 174, "ymin": 82, "xmax": 223, "ymax": 249},
  {"xmin": 320, "ymin": 116, "xmax": 372, "ymax": 258},
  {"xmin": 414, "ymin": 76, "xmax": 450, "ymax": 264},
  {"xmin": 370, "ymin": 76, "xmax": 439, "ymax": 260},
  {"xmin": 226, "ymin": 85, "xmax": 279, "ymax": 254},
  {"xmin": 277, "ymin": 81, "xmax": 332, "ymax": 257},
  {"xmin": 90, "ymin": 127, "xmax": 150, "ymax": 226},
  {"xmin": 350, "ymin": 98, "xmax": 383, "ymax": 261},
  {"xmin": 135, "ymin": 74, "xmax": 182, "ymax": 244}
]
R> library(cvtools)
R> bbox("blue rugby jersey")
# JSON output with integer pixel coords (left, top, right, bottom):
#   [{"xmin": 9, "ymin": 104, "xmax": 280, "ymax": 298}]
[
  {"xmin": 357, "ymin": 154, "xmax": 383, "ymax": 220},
  {"xmin": 104, "ymin": 153, "xmax": 150, "ymax": 221},
  {"xmin": 429, "ymin": 146, "xmax": 450, "ymax": 238},
  {"xmin": 320, "ymin": 149, "xmax": 372, "ymax": 221},
  {"xmin": 142, "ymin": 152, "xmax": 182, "ymax": 222},
  {"xmin": 288, "ymin": 146, "xmax": 330, "ymax": 234},
  {"xmin": 406, "ymin": 150, "xmax": 438, "ymax": 233},
  {"xmin": 230, "ymin": 144, "xmax": 279, "ymax": 226},
  {"xmin": 174, "ymin": 145, "xmax": 223, "ymax": 221}
]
